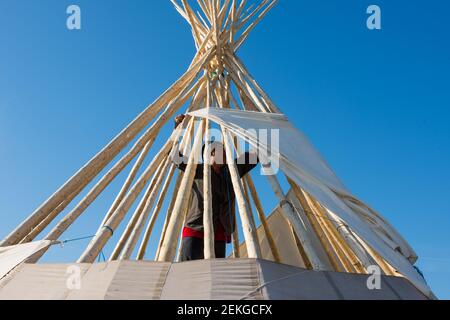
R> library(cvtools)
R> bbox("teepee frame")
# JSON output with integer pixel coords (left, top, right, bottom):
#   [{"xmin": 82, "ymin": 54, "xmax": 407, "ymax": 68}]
[{"xmin": 1, "ymin": 0, "xmax": 402, "ymax": 278}]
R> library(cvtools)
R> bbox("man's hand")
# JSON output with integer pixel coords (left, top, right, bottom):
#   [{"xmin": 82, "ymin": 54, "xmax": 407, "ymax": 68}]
[{"xmin": 174, "ymin": 114, "xmax": 186, "ymax": 129}]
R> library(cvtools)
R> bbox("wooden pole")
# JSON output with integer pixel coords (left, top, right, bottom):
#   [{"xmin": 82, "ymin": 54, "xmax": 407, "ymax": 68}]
[
  {"xmin": 109, "ymin": 158, "xmax": 167, "ymax": 260},
  {"xmin": 26, "ymin": 78, "xmax": 204, "ymax": 264},
  {"xmin": 119, "ymin": 157, "xmax": 172, "ymax": 260},
  {"xmin": 173, "ymin": 116, "xmax": 198, "ymax": 263},
  {"xmin": 306, "ymin": 194, "xmax": 365, "ymax": 273},
  {"xmin": 264, "ymin": 173, "xmax": 324, "ymax": 270},
  {"xmin": 231, "ymin": 219, "xmax": 240, "ymax": 258},
  {"xmin": 236, "ymin": 0, "xmax": 270, "ymax": 27},
  {"xmin": 244, "ymin": 175, "xmax": 281, "ymax": 263},
  {"xmin": 203, "ymin": 82, "xmax": 215, "ymax": 259},
  {"xmin": 358, "ymin": 239, "xmax": 397, "ymax": 276},
  {"xmin": 294, "ymin": 188, "xmax": 355, "ymax": 272},
  {"xmin": 235, "ymin": 0, "xmax": 248, "ymax": 22},
  {"xmin": 158, "ymin": 119, "xmax": 205, "ymax": 262},
  {"xmin": 181, "ymin": 0, "xmax": 206, "ymax": 48},
  {"xmin": 228, "ymin": 0, "xmax": 237, "ymax": 43},
  {"xmin": 112, "ymin": 110, "xmax": 197, "ymax": 260},
  {"xmin": 216, "ymin": 73, "xmax": 259, "ymax": 259},
  {"xmin": 77, "ymin": 128, "xmax": 183, "ymax": 263},
  {"xmin": 218, "ymin": 72, "xmax": 244, "ymax": 259},
  {"xmin": 211, "ymin": 0, "xmax": 222, "ymax": 59},
  {"xmin": 188, "ymin": 30, "xmax": 214, "ymax": 69},
  {"xmin": 122, "ymin": 114, "xmax": 195, "ymax": 261},
  {"xmin": 8, "ymin": 68, "xmax": 207, "ymax": 260},
  {"xmin": 235, "ymin": 84, "xmax": 259, "ymax": 111},
  {"xmin": 175, "ymin": 195, "xmax": 194, "ymax": 262},
  {"xmin": 155, "ymin": 170, "xmax": 184, "ymax": 260},
  {"xmin": 223, "ymin": 62, "xmax": 269, "ymax": 113},
  {"xmin": 222, "ymin": 128, "xmax": 262, "ymax": 259},
  {"xmin": 288, "ymin": 179, "xmax": 344, "ymax": 272},
  {"xmin": 0, "ymin": 51, "xmax": 212, "ymax": 247},
  {"xmin": 98, "ymin": 140, "xmax": 153, "ymax": 234},
  {"xmin": 138, "ymin": 111, "xmax": 201, "ymax": 262},
  {"xmin": 217, "ymin": 0, "xmax": 231, "ymax": 30},
  {"xmin": 225, "ymin": 52, "xmax": 281, "ymax": 113},
  {"xmin": 136, "ymin": 164, "xmax": 176, "ymax": 260},
  {"xmin": 19, "ymin": 184, "xmax": 85, "ymax": 244},
  {"xmin": 289, "ymin": 222, "xmax": 313, "ymax": 269},
  {"xmin": 233, "ymin": 0, "xmax": 278, "ymax": 51},
  {"xmin": 154, "ymin": 103, "xmax": 200, "ymax": 261},
  {"xmin": 228, "ymin": 132, "xmax": 264, "ymax": 260},
  {"xmin": 242, "ymin": 179, "xmax": 261, "ymax": 247},
  {"xmin": 232, "ymin": 67, "xmax": 323, "ymax": 268},
  {"xmin": 197, "ymin": 0, "xmax": 212, "ymax": 24},
  {"xmin": 326, "ymin": 209, "xmax": 377, "ymax": 273}
]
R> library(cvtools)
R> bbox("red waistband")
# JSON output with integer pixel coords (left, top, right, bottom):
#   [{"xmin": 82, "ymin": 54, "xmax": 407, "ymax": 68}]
[{"xmin": 182, "ymin": 225, "xmax": 232, "ymax": 243}]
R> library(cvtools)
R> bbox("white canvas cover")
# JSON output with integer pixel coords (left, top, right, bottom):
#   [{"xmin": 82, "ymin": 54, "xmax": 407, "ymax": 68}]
[
  {"xmin": 0, "ymin": 260, "xmax": 428, "ymax": 300},
  {"xmin": 189, "ymin": 108, "xmax": 431, "ymax": 297},
  {"xmin": 0, "ymin": 240, "xmax": 52, "ymax": 280},
  {"xmin": 0, "ymin": 261, "xmax": 169, "ymax": 300}
]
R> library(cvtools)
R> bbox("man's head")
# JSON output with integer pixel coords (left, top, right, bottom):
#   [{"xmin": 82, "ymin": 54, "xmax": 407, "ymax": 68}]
[
  {"xmin": 204, "ymin": 141, "xmax": 226, "ymax": 169},
  {"xmin": 174, "ymin": 114, "xmax": 186, "ymax": 129}
]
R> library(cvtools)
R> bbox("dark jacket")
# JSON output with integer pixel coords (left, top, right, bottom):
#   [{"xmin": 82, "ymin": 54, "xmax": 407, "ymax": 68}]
[{"xmin": 174, "ymin": 152, "xmax": 258, "ymax": 236}]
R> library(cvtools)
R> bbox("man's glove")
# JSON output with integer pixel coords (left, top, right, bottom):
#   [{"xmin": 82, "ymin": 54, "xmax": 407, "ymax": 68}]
[{"xmin": 174, "ymin": 114, "xmax": 186, "ymax": 129}]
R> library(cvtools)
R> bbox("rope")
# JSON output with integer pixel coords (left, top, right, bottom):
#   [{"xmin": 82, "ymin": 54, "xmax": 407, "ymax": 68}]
[
  {"xmin": 239, "ymin": 270, "xmax": 309, "ymax": 300},
  {"xmin": 54, "ymin": 234, "xmax": 96, "ymax": 246},
  {"xmin": 52, "ymin": 233, "xmax": 108, "ymax": 264},
  {"xmin": 102, "ymin": 225, "xmax": 114, "ymax": 236},
  {"xmin": 97, "ymin": 250, "xmax": 107, "ymax": 263}
]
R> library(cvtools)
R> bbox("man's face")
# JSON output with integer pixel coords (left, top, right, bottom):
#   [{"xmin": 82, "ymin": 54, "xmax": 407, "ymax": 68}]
[{"xmin": 210, "ymin": 145, "xmax": 226, "ymax": 168}]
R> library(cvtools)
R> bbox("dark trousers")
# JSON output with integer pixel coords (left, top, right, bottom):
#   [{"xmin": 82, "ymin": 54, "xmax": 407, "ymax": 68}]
[{"xmin": 180, "ymin": 237, "xmax": 226, "ymax": 261}]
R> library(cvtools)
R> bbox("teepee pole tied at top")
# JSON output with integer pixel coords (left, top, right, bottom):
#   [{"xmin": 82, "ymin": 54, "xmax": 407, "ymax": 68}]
[{"xmin": 0, "ymin": 1, "xmax": 431, "ymax": 298}]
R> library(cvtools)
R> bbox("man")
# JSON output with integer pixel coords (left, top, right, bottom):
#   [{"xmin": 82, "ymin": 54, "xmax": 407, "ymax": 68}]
[{"xmin": 172, "ymin": 114, "xmax": 259, "ymax": 261}]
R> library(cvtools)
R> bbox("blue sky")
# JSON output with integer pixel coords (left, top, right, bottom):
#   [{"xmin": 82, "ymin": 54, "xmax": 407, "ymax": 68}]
[{"xmin": 0, "ymin": 1, "xmax": 449, "ymax": 298}]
